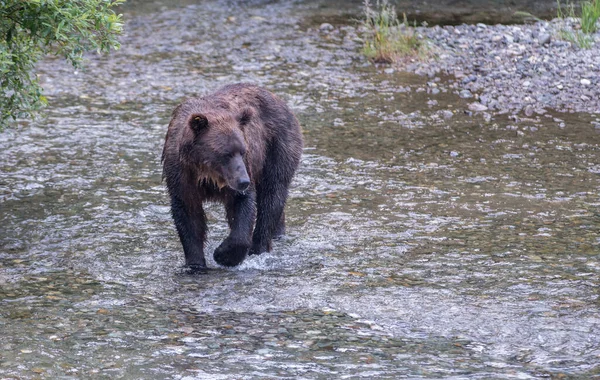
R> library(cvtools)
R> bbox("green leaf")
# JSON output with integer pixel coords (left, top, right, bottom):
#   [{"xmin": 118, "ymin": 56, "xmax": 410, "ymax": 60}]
[{"xmin": 0, "ymin": 0, "xmax": 125, "ymax": 129}]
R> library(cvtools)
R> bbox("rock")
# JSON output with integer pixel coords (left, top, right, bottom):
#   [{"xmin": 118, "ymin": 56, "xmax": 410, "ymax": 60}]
[
  {"xmin": 462, "ymin": 75, "xmax": 477, "ymax": 84},
  {"xmin": 400, "ymin": 20, "xmax": 600, "ymax": 114},
  {"xmin": 319, "ymin": 23, "xmax": 334, "ymax": 32},
  {"xmin": 538, "ymin": 33, "xmax": 551, "ymax": 45},
  {"xmin": 441, "ymin": 110, "xmax": 454, "ymax": 119},
  {"xmin": 520, "ymin": 34, "xmax": 533, "ymax": 44},
  {"xmin": 524, "ymin": 105, "xmax": 534, "ymax": 117},
  {"xmin": 468, "ymin": 102, "xmax": 488, "ymax": 112},
  {"xmin": 503, "ymin": 34, "xmax": 514, "ymax": 44},
  {"xmin": 459, "ymin": 90, "xmax": 473, "ymax": 99}
]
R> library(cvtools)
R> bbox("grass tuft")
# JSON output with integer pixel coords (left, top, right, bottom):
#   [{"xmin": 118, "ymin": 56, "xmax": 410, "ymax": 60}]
[
  {"xmin": 558, "ymin": 28, "xmax": 594, "ymax": 48},
  {"xmin": 581, "ymin": 0, "xmax": 600, "ymax": 33},
  {"xmin": 556, "ymin": 0, "xmax": 598, "ymax": 48},
  {"xmin": 361, "ymin": 0, "xmax": 427, "ymax": 64}
]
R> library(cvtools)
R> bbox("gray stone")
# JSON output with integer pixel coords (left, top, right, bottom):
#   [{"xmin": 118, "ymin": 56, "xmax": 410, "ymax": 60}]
[
  {"xmin": 460, "ymin": 90, "xmax": 473, "ymax": 99},
  {"xmin": 468, "ymin": 102, "xmax": 488, "ymax": 112},
  {"xmin": 319, "ymin": 23, "xmax": 334, "ymax": 32},
  {"xmin": 441, "ymin": 110, "xmax": 454, "ymax": 119},
  {"xmin": 398, "ymin": 19, "xmax": 600, "ymax": 114},
  {"xmin": 538, "ymin": 33, "xmax": 551, "ymax": 45},
  {"xmin": 524, "ymin": 105, "xmax": 534, "ymax": 117}
]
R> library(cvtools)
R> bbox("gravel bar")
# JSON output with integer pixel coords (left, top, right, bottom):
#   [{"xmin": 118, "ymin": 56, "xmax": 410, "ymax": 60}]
[{"xmin": 404, "ymin": 18, "xmax": 600, "ymax": 115}]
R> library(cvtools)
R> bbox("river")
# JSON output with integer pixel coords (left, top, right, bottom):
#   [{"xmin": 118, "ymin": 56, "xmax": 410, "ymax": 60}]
[{"xmin": 0, "ymin": 1, "xmax": 599, "ymax": 378}]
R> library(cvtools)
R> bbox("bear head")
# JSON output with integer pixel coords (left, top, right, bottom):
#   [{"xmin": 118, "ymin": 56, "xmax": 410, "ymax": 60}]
[{"xmin": 180, "ymin": 108, "xmax": 254, "ymax": 192}]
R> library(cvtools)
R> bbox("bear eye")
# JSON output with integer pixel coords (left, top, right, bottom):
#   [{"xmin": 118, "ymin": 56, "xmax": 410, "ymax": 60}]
[{"xmin": 237, "ymin": 108, "xmax": 254, "ymax": 126}]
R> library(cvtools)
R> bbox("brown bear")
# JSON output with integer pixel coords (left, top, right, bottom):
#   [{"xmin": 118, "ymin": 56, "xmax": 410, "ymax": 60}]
[{"xmin": 162, "ymin": 83, "xmax": 303, "ymax": 270}]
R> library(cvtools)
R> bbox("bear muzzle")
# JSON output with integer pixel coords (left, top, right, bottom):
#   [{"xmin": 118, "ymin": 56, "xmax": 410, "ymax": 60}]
[{"xmin": 225, "ymin": 154, "xmax": 250, "ymax": 192}]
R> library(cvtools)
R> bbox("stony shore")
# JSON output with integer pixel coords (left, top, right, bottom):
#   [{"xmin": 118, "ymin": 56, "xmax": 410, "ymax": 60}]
[{"xmin": 403, "ymin": 18, "xmax": 600, "ymax": 117}]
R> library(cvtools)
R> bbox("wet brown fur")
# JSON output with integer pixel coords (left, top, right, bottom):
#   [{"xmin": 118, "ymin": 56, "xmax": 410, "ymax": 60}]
[{"xmin": 162, "ymin": 83, "xmax": 303, "ymax": 269}]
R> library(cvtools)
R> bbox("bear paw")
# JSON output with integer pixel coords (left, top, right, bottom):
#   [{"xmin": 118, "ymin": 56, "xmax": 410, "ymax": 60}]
[
  {"xmin": 185, "ymin": 264, "xmax": 209, "ymax": 274},
  {"xmin": 214, "ymin": 238, "xmax": 250, "ymax": 267},
  {"xmin": 249, "ymin": 243, "xmax": 268, "ymax": 256}
]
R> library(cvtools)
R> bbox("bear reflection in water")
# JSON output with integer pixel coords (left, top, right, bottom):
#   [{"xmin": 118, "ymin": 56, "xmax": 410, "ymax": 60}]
[{"xmin": 162, "ymin": 83, "xmax": 303, "ymax": 270}]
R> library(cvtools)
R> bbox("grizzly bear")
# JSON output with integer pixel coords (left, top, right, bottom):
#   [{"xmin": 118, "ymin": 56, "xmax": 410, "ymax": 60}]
[{"xmin": 162, "ymin": 83, "xmax": 303, "ymax": 270}]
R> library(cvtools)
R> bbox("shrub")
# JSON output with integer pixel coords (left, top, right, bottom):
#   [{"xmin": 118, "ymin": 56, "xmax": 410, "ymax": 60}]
[{"xmin": 0, "ymin": 0, "xmax": 125, "ymax": 129}]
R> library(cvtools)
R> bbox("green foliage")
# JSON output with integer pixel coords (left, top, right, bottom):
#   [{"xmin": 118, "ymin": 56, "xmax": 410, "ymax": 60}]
[
  {"xmin": 581, "ymin": 0, "xmax": 600, "ymax": 33},
  {"xmin": 556, "ymin": 0, "xmax": 575, "ymax": 19},
  {"xmin": 0, "ymin": 0, "xmax": 125, "ymax": 129},
  {"xmin": 556, "ymin": 0, "xmax": 598, "ymax": 48},
  {"xmin": 558, "ymin": 28, "xmax": 594, "ymax": 48},
  {"xmin": 361, "ymin": 0, "xmax": 426, "ymax": 64}
]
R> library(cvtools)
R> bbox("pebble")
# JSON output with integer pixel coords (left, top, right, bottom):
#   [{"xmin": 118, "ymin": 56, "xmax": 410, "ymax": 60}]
[
  {"xmin": 400, "ymin": 18, "xmax": 600, "ymax": 114},
  {"xmin": 524, "ymin": 105, "xmax": 534, "ymax": 117},
  {"xmin": 441, "ymin": 110, "xmax": 454, "ymax": 119},
  {"xmin": 319, "ymin": 23, "xmax": 334, "ymax": 32},
  {"xmin": 468, "ymin": 102, "xmax": 488, "ymax": 112},
  {"xmin": 503, "ymin": 34, "xmax": 514, "ymax": 44},
  {"xmin": 538, "ymin": 34, "xmax": 552, "ymax": 45},
  {"xmin": 459, "ymin": 90, "xmax": 473, "ymax": 99}
]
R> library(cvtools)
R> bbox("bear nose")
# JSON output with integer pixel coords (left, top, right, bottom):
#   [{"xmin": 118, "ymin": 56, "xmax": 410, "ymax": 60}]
[{"xmin": 237, "ymin": 179, "xmax": 250, "ymax": 191}]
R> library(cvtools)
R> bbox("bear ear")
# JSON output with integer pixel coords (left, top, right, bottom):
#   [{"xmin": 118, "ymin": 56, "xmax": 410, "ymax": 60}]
[
  {"xmin": 237, "ymin": 108, "xmax": 254, "ymax": 126},
  {"xmin": 188, "ymin": 113, "xmax": 208, "ymax": 133}
]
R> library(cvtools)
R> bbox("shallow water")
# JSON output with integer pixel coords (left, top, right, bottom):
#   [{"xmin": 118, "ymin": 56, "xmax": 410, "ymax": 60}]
[{"xmin": 1, "ymin": 1, "xmax": 599, "ymax": 378}]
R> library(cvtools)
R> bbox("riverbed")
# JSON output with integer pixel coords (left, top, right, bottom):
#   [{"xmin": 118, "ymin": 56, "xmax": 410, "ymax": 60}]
[{"xmin": 1, "ymin": 1, "xmax": 599, "ymax": 378}]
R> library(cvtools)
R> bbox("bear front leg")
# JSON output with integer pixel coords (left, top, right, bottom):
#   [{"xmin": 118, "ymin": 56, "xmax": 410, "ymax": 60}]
[
  {"xmin": 274, "ymin": 210, "xmax": 285, "ymax": 239},
  {"xmin": 250, "ymin": 183, "xmax": 288, "ymax": 256},
  {"xmin": 214, "ymin": 190, "xmax": 256, "ymax": 267},
  {"xmin": 171, "ymin": 195, "xmax": 207, "ymax": 271}
]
